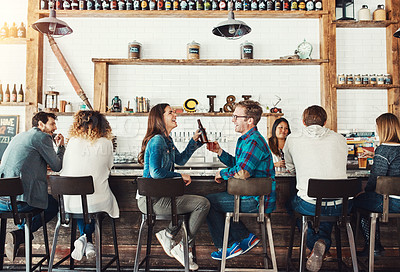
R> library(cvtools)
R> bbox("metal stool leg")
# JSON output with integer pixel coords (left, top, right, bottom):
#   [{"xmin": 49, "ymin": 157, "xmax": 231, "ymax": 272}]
[
  {"xmin": 95, "ymin": 216, "xmax": 102, "ymax": 272},
  {"xmin": 346, "ymin": 221, "xmax": 359, "ymax": 272},
  {"xmin": 221, "ymin": 214, "xmax": 231, "ymax": 272},
  {"xmin": 41, "ymin": 211, "xmax": 50, "ymax": 266},
  {"xmin": 48, "ymin": 216, "xmax": 62, "ymax": 272},
  {"xmin": 260, "ymin": 219, "xmax": 268, "ymax": 269},
  {"xmin": 70, "ymin": 219, "xmax": 77, "ymax": 269},
  {"xmin": 25, "ymin": 216, "xmax": 32, "ymax": 272},
  {"xmin": 266, "ymin": 215, "xmax": 278, "ymax": 272},
  {"xmin": 335, "ymin": 223, "xmax": 343, "ymax": 271},
  {"xmin": 369, "ymin": 214, "xmax": 378, "ymax": 272},
  {"xmin": 299, "ymin": 216, "xmax": 308, "ymax": 272},
  {"xmin": 0, "ymin": 218, "xmax": 6, "ymax": 270},
  {"xmin": 145, "ymin": 217, "xmax": 154, "ymax": 272},
  {"xmin": 134, "ymin": 215, "xmax": 146, "ymax": 272},
  {"xmin": 182, "ymin": 220, "xmax": 190, "ymax": 272},
  {"xmin": 111, "ymin": 218, "xmax": 120, "ymax": 271}
]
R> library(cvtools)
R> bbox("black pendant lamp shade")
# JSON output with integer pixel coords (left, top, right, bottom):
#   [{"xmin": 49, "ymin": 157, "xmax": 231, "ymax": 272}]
[
  {"xmin": 212, "ymin": 3, "xmax": 251, "ymax": 40},
  {"xmin": 394, "ymin": 28, "xmax": 400, "ymax": 38},
  {"xmin": 32, "ymin": 9, "xmax": 73, "ymax": 36}
]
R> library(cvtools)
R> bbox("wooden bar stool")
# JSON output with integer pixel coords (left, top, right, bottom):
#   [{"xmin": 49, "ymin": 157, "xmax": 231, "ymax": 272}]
[
  {"xmin": 356, "ymin": 176, "xmax": 400, "ymax": 272},
  {"xmin": 47, "ymin": 175, "xmax": 120, "ymax": 272},
  {"xmin": 134, "ymin": 177, "xmax": 192, "ymax": 272},
  {"xmin": 220, "ymin": 177, "xmax": 278, "ymax": 272},
  {"xmin": 0, "ymin": 177, "xmax": 50, "ymax": 272},
  {"xmin": 286, "ymin": 178, "xmax": 361, "ymax": 272}
]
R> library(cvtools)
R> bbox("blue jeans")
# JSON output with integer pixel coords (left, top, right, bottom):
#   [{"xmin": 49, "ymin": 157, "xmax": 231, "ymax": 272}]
[
  {"xmin": 206, "ymin": 192, "xmax": 274, "ymax": 249},
  {"xmin": 355, "ymin": 191, "xmax": 400, "ymax": 213},
  {"xmin": 76, "ymin": 219, "xmax": 95, "ymax": 243},
  {"xmin": 291, "ymin": 196, "xmax": 352, "ymax": 251},
  {"xmin": 0, "ymin": 195, "xmax": 58, "ymax": 233}
]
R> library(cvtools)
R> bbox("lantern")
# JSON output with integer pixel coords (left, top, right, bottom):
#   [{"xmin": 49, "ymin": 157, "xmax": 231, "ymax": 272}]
[
  {"xmin": 45, "ymin": 90, "xmax": 59, "ymax": 112},
  {"xmin": 336, "ymin": 0, "xmax": 354, "ymax": 20}
]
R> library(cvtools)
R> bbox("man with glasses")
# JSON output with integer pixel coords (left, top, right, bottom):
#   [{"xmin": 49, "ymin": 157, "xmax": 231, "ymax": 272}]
[{"xmin": 206, "ymin": 100, "xmax": 275, "ymax": 260}]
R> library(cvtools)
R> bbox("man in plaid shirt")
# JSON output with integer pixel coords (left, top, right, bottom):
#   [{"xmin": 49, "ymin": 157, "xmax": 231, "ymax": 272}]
[{"xmin": 206, "ymin": 100, "xmax": 276, "ymax": 260}]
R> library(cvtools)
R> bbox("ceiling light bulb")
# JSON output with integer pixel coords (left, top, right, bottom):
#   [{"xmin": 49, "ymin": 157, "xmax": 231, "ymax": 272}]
[{"xmin": 228, "ymin": 25, "xmax": 236, "ymax": 35}]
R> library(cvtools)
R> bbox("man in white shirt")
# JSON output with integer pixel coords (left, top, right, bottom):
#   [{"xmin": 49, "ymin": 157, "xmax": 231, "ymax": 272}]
[{"xmin": 283, "ymin": 105, "xmax": 348, "ymax": 272}]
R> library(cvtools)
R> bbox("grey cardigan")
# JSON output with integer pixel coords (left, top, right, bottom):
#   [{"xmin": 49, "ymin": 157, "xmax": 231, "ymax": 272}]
[{"xmin": 0, "ymin": 127, "xmax": 65, "ymax": 209}]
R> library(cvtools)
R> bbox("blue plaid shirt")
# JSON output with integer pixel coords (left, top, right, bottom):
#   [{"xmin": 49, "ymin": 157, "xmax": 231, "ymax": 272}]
[{"xmin": 219, "ymin": 127, "xmax": 276, "ymax": 212}]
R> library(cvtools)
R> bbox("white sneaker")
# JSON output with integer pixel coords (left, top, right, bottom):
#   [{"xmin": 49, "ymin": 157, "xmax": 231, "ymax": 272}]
[
  {"xmin": 85, "ymin": 242, "xmax": 96, "ymax": 259},
  {"xmin": 155, "ymin": 229, "xmax": 175, "ymax": 258},
  {"xmin": 71, "ymin": 234, "xmax": 87, "ymax": 261},
  {"xmin": 171, "ymin": 243, "xmax": 199, "ymax": 271}
]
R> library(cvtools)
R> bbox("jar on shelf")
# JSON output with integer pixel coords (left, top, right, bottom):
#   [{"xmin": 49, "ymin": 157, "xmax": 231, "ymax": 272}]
[
  {"xmin": 370, "ymin": 74, "xmax": 377, "ymax": 85},
  {"xmin": 346, "ymin": 74, "xmax": 354, "ymax": 85},
  {"xmin": 377, "ymin": 74, "xmax": 385, "ymax": 85},
  {"xmin": 358, "ymin": 5, "xmax": 371, "ymax": 21},
  {"xmin": 128, "ymin": 40, "xmax": 141, "ymax": 59},
  {"xmin": 362, "ymin": 74, "xmax": 369, "ymax": 85},
  {"xmin": 337, "ymin": 74, "xmax": 346, "ymax": 85},
  {"xmin": 385, "ymin": 74, "xmax": 392, "ymax": 84},
  {"xmin": 354, "ymin": 74, "xmax": 361, "ymax": 85},
  {"xmin": 187, "ymin": 40, "xmax": 200, "ymax": 59},
  {"xmin": 240, "ymin": 40, "xmax": 254, "ymax": 59},
  {"xmin": 373, "ymin": 5, "xmax": 386, "ymax": 21}
]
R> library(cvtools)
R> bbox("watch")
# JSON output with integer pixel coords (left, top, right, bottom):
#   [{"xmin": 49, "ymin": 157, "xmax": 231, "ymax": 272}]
[{"xmin": 295, "ymin": 39, "xmax": 313, "ymax": 60}]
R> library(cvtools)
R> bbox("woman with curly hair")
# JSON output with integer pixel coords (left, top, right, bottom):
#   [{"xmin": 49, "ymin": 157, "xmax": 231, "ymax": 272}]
[{"xmin": 61, "ymin": 110, "xmax": 119, "ymax": 261}]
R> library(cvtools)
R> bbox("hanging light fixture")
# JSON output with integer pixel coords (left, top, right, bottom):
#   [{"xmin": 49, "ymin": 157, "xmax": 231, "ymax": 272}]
[
  {"xmin": 32, "ymin": 9, "xmax": 93, "ymax": 110},
  {"xmin": 394, "ymin": 27, "xmax": 400, "ymax": 38},
  {"xmin": 212, "ymin": 1, "xmax": 251, "ymax": 40}
]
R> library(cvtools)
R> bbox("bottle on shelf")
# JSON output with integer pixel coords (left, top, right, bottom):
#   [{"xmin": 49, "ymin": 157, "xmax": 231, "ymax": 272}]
[
  {"xmin": 315, "ymin": 0, "xmax": 322, "ymax": 11},
  {"xmin": 197, "ymin": 119, "xmax": 209, "ymax": 144},
  {"xmin": 282, "ymin": 0, "xmax": 290, "ymax": 11},
  {"xmin": 126, "ymin": 0, "xmax": 133, "ymax": 9},
  {"xmin": 195, "ymin": 0, "xmax": 203, "ymax": 10},
  {"xmin": 274, "ymin": 0, "xmax": 282, "ymax": 11},
  {"xmin": 266, "ymin": 0, "xmax": 273, "ymax": 10},
  {"xmin": 56, "ymin": 0, "xmax": 64, "ymax": 9},
  {"xmin": 5, "ymin": 84, "xmax": 10, "ymax": 103},
  {"xmin": 305, "ymin": 0, "xmax": 314, "ymax": 11},
  {"xmin": 290, "ymin": 0, "xmax": 298, "ymax": 10},
  {"xmin": 235, "ymin": 0, "xmax": 242, "ymax": 10},
  {"xmin": 41, "ymin": 0, "xmax": 49, "ymax": 9},
  {"xmin": 17, "ymin": 84, "xmax": 24, "ymax": 103},
  {"xmin": 118, "ymin": 0, "xmax": 126, "ymax": 10},
  {"xmin": 95, "ymin": 0, "xmax": 102, "ymax": 9},
  {"xmin": 141, "ymin": 0, "xmax": 149, "ymax": 10},
  {"xmin": 49, "ymin": 0, "xmax": 56, "ymax": 10},
  {"xmin": 102, "ymin": 0, "xmax": 111, "ymax": 10},
  {"xmin": 0, "ymin": 84, "xmax": 3, "ymax": 102},
  {"xmin": 11, "ymin": 84, "xmax": 17, "ymax": 102},
  {"xmin": 173, "ymin": 0, "xmax": 180, "ymax": 10},
  {"xmin": 111, "ymin": 0, "xmax": 118, "ymax": 9},
  {"xmin": 133, "ymin": 0, "xmax": 140, "ymax": 10},
  {"xmin": 87, "ymin": 0, "xmax": 95, "ymax": 9},
  {"xmin": 63, "ymin": 0, "xmax": 72, "ymax": 9},
  {"xmin": 251, "ymin": 0, "xmax": 258, "ymax": 11},
  {"xmin": 79, "ymin": 0, "xmax": 87, "ymax": 9},
  {"xmin": 258, "ymin": 0, "xmax": 266, "ymax": 10},
  {"xmin": 149, "ymin": 0, "xmax": 157, "ymax": 10},
  {"xmin": 165, "ymin": 0, "xmax": 172, "ymax": 10},
  {"xmin": 218, "ymin": 0, "xmax": 227, "ymax": 10},
  {"xmin": 243, "ymin": 0, "xmax": 250, "ymax": 11},
  {"xmin": 211, "ymin": 0, "xmax": 218, "ymax": 10},
  {"xmin": 9, "ymin": 23, "xmax": 17, "ymax": 38},
  {"xmin": 71, "ymin": 0, "xmax": 79, "ymax": 10},
  {"xmin": 0, "ymin": 23, "xmax": 9, "ymax": 39},
  {"xmin": 298, "ymin": 0, "xmax": 306, "ymax": 10}
]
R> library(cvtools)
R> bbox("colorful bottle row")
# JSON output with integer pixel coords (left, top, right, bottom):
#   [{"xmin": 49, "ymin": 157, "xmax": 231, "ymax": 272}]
[
  {"xmin": 0, "ymin": 84, "xmax": 25, "ymax": 103},
  {"xmin": 0, "ymin": 22, "xmax": 26, "ymax": 39},
  {"xmin": 40, "ymin": 0, "xmax": 322, "ymax": 11}
]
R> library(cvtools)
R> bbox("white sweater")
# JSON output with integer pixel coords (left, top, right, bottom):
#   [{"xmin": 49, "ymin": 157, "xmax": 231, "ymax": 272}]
[
  {"xmin": 61, "ymin": 137, "xmax": 119, "ymax": 218},
  {"xmin": 283, "ymin": 125, "xmax": 348, "ymax": 203}
]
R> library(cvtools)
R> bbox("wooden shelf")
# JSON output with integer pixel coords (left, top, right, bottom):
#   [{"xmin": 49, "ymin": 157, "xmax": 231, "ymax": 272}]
[
  {"xmin": 0, "ymin": 102, "xmax": 31, "ymax": 106},
  {"xmin": 56, "ymin": 112, "xmax": 284, "ymax": 117},
  {"xmin": 0, "ymin": 38, "xmax": 31, "ymax": 44},
  {"xmin": 334, "ymin": 20, "xmax": 397, "ymax": 28},
  {"xmin": 92, "ymin": 58, "xmax": 328, "ymax": 66},
  {"xmin": 37, "ymin": 9, "xmax": 328, "ymax": 18},
  {"xmin": 334, "ymin": 84, "xmax": 400, "ymax": 89}
]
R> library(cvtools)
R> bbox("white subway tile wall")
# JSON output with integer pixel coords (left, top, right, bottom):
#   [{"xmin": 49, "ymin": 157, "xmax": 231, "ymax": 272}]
[{"xmin": 0, "ymin": 0, "xmax": 390, "ymax": 157}]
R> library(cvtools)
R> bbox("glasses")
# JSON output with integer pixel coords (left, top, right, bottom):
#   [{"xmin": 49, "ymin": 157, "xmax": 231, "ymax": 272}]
[{"xmin": 232, "ymin": 115, "xmax": 248, "ymax": 121}]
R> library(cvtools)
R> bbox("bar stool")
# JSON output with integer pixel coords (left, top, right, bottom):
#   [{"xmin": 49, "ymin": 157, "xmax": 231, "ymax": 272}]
[
  {"xmin": 220, "ymin": 177, "xmax": 278, "ymax": 272},
  {"xmin": 0, "ymin": 177, "xmax": 50, "ymax": 272},
  {"xmin": 355, "ymin": 176, "xmax": 400, "ymax": 272},
  {"xmin": 286, "ymin": 178, "xmax": 361, "ymax": 272},
  {"xmin": 47, "ymin": 175, "xmax": 120, "ymax": 272},
  {"xmin": 134, "ymin": 177, "xmax": 192, "ymax": 272}
]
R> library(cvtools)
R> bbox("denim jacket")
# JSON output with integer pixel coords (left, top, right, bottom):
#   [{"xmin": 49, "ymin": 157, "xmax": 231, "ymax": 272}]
[{"xmin": 143, "ymin": 134, "xmax": 202, "ymax": 179}]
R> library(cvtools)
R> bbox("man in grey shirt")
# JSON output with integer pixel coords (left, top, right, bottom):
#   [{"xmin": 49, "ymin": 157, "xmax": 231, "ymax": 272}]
[{"xmin": 0, "ymin": 112, "xmax": 65, "ymax": 261}]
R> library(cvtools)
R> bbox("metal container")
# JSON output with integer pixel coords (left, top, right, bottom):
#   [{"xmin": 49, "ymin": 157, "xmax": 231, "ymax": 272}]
[
  {"xmin": 240, "ymin": 40, "xmax": 254, "ymax": 59},
  {"xmin": 187, "ymin": 40, "xmax": 200, "ymax": 59},
  {"xmin": 128, "ymin": 40, "xmax": 142, "ymax": 59}
]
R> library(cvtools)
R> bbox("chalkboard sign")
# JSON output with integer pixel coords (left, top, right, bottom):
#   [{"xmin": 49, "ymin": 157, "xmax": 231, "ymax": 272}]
[{"xmin": 0, "ymin": 115, "xmax": 19, "ymax": 160}]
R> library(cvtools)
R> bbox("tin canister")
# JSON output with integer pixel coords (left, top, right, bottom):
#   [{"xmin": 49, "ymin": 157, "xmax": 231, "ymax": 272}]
[
  {"xmin": 240, "ymin": 40, "xmax": 254, "ymax": 59},
  {"xmin": 362, "ymin": 74, "xmax": 369, "ymax": 85},
  {"xmin": 354, "ymin": 74, "xmax": 362, "ymax": 85},
  {"xmin": 338, "ymin": 74, "xmax": 346, "ymax": 84},
  {"xmin": 377, "ymin": 74, "xmax": 385, "ymax": 85},
  {"xmin": 187, "ymin": 41, "xmax": 200, "ymax": 59},
  {"xmin": 385, "ymin": 74, "xmax": 392, "ymax": 84},
  {"xmin": 370, "ymin": 74, "xmax": 377, "ymax": 85},
  {"xmin": 346, "ymin": 74, "xmax": 354, "ymax": 85},
  {"xmin": 128, "ymin": 40, "xmax": 142, "ymax": 59}
]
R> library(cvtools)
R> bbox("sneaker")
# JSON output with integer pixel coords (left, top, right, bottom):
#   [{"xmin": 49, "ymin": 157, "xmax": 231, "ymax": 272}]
[
  {"xmin": 156, "ymin": 229, "xmax": 175, "ymax": 258},
  {"xmin": 211, "ymin": 242, "xmax": 243, "ymax": 261},
  {"xmin": 239, "ymin": 233, "xmax": 260, "ymax": 255},
  {"xmin": 85, "ymin": 242, "xmax": 96, "ymax": 259},
  {"xmin": 306, "ymin": 239, "xmax": 326, "ymax": 272},
  {"xmin": 71, "ymin": 234, "xmax": 87, "ymax": 261},
  {"xmin": 171, "ymin": 243, "xmax": 199, "ymax": 271},
  {"xmin": 5, "ymin": 229, "xmax": 24, "ymax": 262}
]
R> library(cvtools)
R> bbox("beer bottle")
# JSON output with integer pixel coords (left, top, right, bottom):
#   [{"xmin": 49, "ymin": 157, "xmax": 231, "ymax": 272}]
[
  {"xmin": 141, "ymin": 0, "xmax": 149, "ymax": 9},
  {"xmin": 56, "ymin": 0, "xmax": 64, "ymax": 9},
  {"xmin": 79, "ymin": 0, "xmax": 87, "ymax": 10},
  {"xmin": 0, "ymin": 23, "xmax": 9, "ymax": 39},
  {"xmin": 102, "ymin": 0, "xmax": 111, "ymax": 9},
  {"xmin": 49, "ymin": 0, "xmax": 56, "ymax": 9},
  {"xmin": 11, "ymin": 84, "xmax": 17, "ymax": 103},
  {"xmin": 219, "ymin": 0, "xmax": 227, "ymax": 10},
  {"xmin": 5, "ymin": 84, "xmax": 10, "ymax": 103},
  {"xmin": 63, "ymin": 0, "xmax": 72, "ymax": 9},
  {"xmin": 242, "ymin": 0, "xmax": 249, "ymax": 10},
  {"xmin": 197, "ymin": 119, "xmax": 209, "ymax": 143},
  {"xmin": 0, "ymin": 84, "xmax": 3, "ymax": 102},
  {"xmin": 290, "ymin": 0, "xmax": 297, "ymax": 10},
  {"xmin": 305, "ymin": 0, "xmax": 314, "ymax": 11},
  {"xmin": 157, "ymin": 0, "xmax": 164, "ymax": 10},
  {"xmin": 250, "ymin": 0, "xmax": 258, "ymax": 10},
  {"xmin": 41, "ymin": 0, "xmax": 49, "ymax": 9},
  {"xmin": 111, "ymin": 0, "xmax": 118, "ymax": 9},
  {"xmin": 87, "ymin": 0, "xmax": 95, "ymax": 9},
  {"xmin": 165, "ymin": 0, "xmax": 172, "ymax": 10},
  {"xmin": 133, "ymin": 0, "xmax": 140, "ymax": 9},
  {"xmin": 180, "ymin": 0, "xmax": 188, "ymax": 10},
  {"xmin": 211, "ymin": 0, "xmax": 218, "ymax": 10},
  {"xmin": 188, "ymin": 0, "xmax": 196, "ymax": 10},
  {"xmin": 315, "ymin": 0, "xmax": 322, "ymax": 10},
  {"xmin": 173, "ymin": 0, "xmax": 180, "ymax": 10},
  {"xmin": 298, "ymin": 0, "xmax": 306, "ymax": 10},
  {"xmin": 71, "ymin": 0, "xmax": 79, "ymax": 9},
  {"xmin": 17, "ymin": 84, "xmax": 24, "ymax": 103},
  {"xmin": 196, "ymin": 0, "xmax": 203, "ymax": 10},
  {"xmin": 266, "ymin": 0, "xmax": 273, "ymax": 10},
  {"xmin": 235, "ymin": 0, "xmax": 242, "ymax": 10},
  {"xmin": 126, "ymin": 0, "xmax": 133, "ymax": 9},
  {"xmin": 149, "ymin": 0, "xmax": 157, "ymax": 10},
  {"xmin": 9, "ymin": 23, "xmax": 17, "ymax": 38},
  {"xmin": 204, "ymin": 0, "xmax": 211, "ymax": 10},
  {"xmin": 282, "ymin": 0, "xmax": 289, "ymax": 10},
  {"xmin": 258, "ymin": 0, "xmax": 266, "ymax": 10},
  {"xmin": 274, "ymin": 0, "xmax": 282, "ymax": 10}
]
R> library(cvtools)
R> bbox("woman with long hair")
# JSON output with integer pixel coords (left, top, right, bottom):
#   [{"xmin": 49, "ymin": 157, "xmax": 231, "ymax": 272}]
[
  {"xmin": 355, "ymin": 113, "xmax": 400, "ymax": 256},
  {"xmin": 61, "ymin": 111, "xmax": 119, "ymax": 261},
  {"xmin": 137, "ymin": 103, "xmax": 210, "ymax": 270},
  {"xmin": 268, "ymin": 117, "xmax": 291, "ymax": 171}
]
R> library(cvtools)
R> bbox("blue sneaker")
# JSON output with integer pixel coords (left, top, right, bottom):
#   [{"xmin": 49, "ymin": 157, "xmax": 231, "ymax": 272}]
[
  {"xmin": 239, "ymin": 233, "xmax": 260, "ymax": 255},
  {"xmin": 211, "ymin": 242, "xmax": 243, "ymax": 260}
]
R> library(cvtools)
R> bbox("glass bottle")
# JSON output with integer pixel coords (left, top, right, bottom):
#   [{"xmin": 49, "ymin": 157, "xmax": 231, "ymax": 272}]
[
  {"xmin": 17, "ymin": 23, "xmax": 26, "ymax": 38},
  {"xmin": 243, "ymin": 0, "xmax": 250, "ymax": 10},
  {"xmin": 274, "ymin": 0, "xmax": 282, "ymax": 10},
  {"xmin": 211, "ymin": 0, "xmax": 218, "ymax": 10},
  {"xmin": 0, "ymin": 23, "xmax": 9, "ymax": 39},
  {"xmin": 204, "ymin": 0, "xmax": 211, "ymax": 10},
  {"xmin": 63, "ymin": 0, "xmax": 72, "ymax": 9},
  {"xmin": 79, "ymin": 0, "xmax": 87, "ymax": 10},
  {"xmin": 235, "ymin": 0, "xmax": 243, "ymax": 10},
  {"xmin": 188, "ymin": 0, "xmax": 196, "ymax": 10},
  {"xmin": 197, "ymin": 119, "xmax": 209, "ymax": 143},
  {"xmin": 126, "ymin": 0, "xmax": 133, "ymax": 9},
  {"xmin": 141, "ymin": 0, "xmax": 149, "ymax": 9},
  {"xmin": 11, "ymin": 84, "xmax": 17, "ymax": 103},
  {"xmin": 219, "ymin": 0, "xmax": 227, "ymax": 10},
  {"xmin": 266, "ymin": 0, "xmax": 274, "ymax": 10},
  {"xmin": 87, "ymin": 0, "xmax": 95, "ymax": 9},
  {"xmin": 49, "ymin": 0, "xmax": 56, "ymax": 9},
  {"xmin": 17, "ymin": 84, "xmax": 24, "ymax": 103},
  {"xmin": 195, "ymin": 0, "xmax": 203, "ymax": 10},
  {"xmin": 41, "ymin": 0, "xmax": 49, "ymax": 9},
  {"xmin": 133, "ymin": 0, "xmax": 140, "ymax": 9},
  {"xmin": 314, "ymin": 0, "xmax": 322, "ymax": 10},
  {"xmin": 305, "ymin": 0, "xmax": 314, "ymax": 11},
  {"xmin": 165, "ymin": 0, "xmax": 172, "ymax": 10},
  {"xmin": 149, "ymin": 0, "xmax": 157, "ymax": 9},
  {"xmin": 71, "ymin": 0, "xmax": 79, "ymax": 9},
  {"xmin": 157, "ymin": 0, "xmax": 164, "ymax": 10},
  {"xmin": 56, "ymin": 0, "xmax": 64, "ymax": 9},
  {"xmin": 9, "ymin": 23, "xmax": 17, "ymax": 38},
  {"xmin": 282, "ymin": 0, "xmax": 289, "ymax": 11},
  {"xmin": 94, "ymin": 0, "xmax": 102, "ymax": 9},
  {"xmin": 110, "ymin": 0, "xmax": 117, "ymax": 9},
  {"xmin": 290, "ymin": 0, "xmax": 298, "ymax": 10},
  {"xmin": 258, "ymin": 0, "xmax": 266, "ymax": 10},
  {"xmin": 102, "ymin": 0, "xmax": 111, "ymax": 9},
  {"xmin": 0, "ymin": 84, "xmax": 3, "ymax": 102},
  {"xmin": 250, "ymin": 0, "xmax": 258, "ymax": 10},
  {"xmin": 180, "ymin": 0, "xmax": 188, "ymax": 10},
  {"xmin": 298, "ymin": 0, "xmax": 305, "ymax": 10},
  {"xmin": 5, "ymin": 84, "xmax": 10, "ymax": 103}
]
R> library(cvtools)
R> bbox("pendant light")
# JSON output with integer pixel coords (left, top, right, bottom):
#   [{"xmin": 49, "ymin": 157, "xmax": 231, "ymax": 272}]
[
  {"xmin": 212, "ymin": 1, "xmax": 251, "ymax": 40},
  {"xmin": 32, "ymin": 9, "xmax": 73, "ymax": 37}
]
